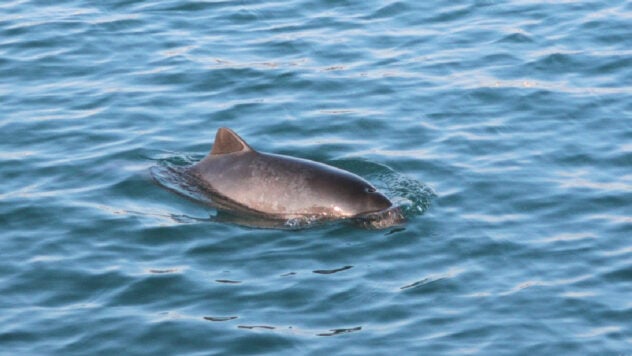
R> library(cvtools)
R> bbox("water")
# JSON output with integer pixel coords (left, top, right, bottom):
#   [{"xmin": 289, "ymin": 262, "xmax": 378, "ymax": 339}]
[{"xmin": 1, "ymin": 0, "xmax": 631, "ymax": 354}]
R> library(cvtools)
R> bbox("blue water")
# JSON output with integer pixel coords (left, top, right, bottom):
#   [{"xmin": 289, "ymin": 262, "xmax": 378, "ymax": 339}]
[{"xmin": 2, "ymin": 0, "xmax": 631, "ymax": 354}]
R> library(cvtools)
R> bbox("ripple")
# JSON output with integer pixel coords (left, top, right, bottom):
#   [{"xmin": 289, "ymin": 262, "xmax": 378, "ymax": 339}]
[
  {"xmin": 496, "ymin": 32, "xmax": 534, "ymax": 43},
  {"xmin": 534, "ymin": 233, "xmax": 597, "ymax": 243},
  {"xmin": 238, "ymin": 325, "xmax": 276, "ymax": 330},
  {"xmin": 204, "ymin": 316, "xmax": 238, "ymax": 322},
  {"xmin": 576, "ymin": 326, "xmax": 623, "ymax": 338},
  {"xmin": 313, "ymin": 265, "xmax": 353, "ymax": 275},
  {"xmin": 215, "ymin": 280, "xmax": 242, "ymax": 284},
  {"xmin": 499, "ymin": 275, "xmax": 593, "ymax": 296},
  {"xmin": 147, "ymin": 268, "xmax": 180, "ymax": 274},
  {"xmin": 400, "ymin": 268, "xmax": 464, "ymax": 291},
  {"xmin": 366, "ymin": 2, "xmax": 410, "ymax": 20},
  {"xmin": 317, "ymin": 326, "xmax": 362, "ymax": 337}
]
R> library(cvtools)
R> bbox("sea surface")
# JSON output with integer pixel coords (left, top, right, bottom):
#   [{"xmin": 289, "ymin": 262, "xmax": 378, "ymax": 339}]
[{"xmin": 1, "ymin": 0, "xmax": 631, "ymax": 354}]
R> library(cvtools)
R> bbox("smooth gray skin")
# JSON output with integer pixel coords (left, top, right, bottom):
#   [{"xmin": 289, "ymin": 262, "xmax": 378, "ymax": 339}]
[{"xmin": 187, "ymin": 128, "xmax": 393, "ymax": 220}]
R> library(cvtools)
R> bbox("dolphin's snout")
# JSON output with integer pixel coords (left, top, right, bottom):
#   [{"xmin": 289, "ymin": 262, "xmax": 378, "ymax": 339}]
[
  {"xmin": 354, "ymin": 206, "xmax": 405, "ymax": 229},
  {"xmin": 369, "ymin": 191, "xmax": 393, "ymax": 211}
]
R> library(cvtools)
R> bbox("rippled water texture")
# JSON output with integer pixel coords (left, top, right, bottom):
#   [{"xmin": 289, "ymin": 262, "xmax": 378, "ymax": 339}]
[{"xmin": 1, "ymin": 0, "xmax": 631, "ymax": 354}]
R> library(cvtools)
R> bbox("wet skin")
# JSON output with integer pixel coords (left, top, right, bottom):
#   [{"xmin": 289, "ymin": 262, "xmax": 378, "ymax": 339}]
[{"xmin": 187, "ymin": 128, "xmax": 395, "ymax": 221}]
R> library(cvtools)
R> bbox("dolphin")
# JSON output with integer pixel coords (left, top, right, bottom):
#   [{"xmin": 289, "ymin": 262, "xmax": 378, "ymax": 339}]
[{"xmin": 184, "ymin": 128, "xmax": 402, "ymax": 228}]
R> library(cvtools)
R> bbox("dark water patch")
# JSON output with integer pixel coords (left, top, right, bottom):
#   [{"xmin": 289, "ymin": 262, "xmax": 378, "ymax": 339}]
[
  {"xmin": 215, "ymin": 279, "xmax": 242, "ymax": 284},
  {"xmin": 496, "ymin": 32, "xmax": 534, "ymax": 44},
  {"xmin": 204, "ymin": 316, "xmax": 238, "ymax": 322},
  {"xmin": 109, "ymin": 273, "xmax": 196, "ymax": 307},
  {"xmin": 317, "ymin": 326, "xmax": 362, "ymax": 336},
  {"xmin": 313, "ymin": 265, "xmax": 353, "ymax": 275},
  {"xmin": 148, "ymin": 268, "xmax": 179, "ymax": 274},
  {"xmin": 385, "ymin": 227, "xmax": 406, "ymax": 235},
  {"xmin": 365, "ymin": 2, "xmax": 411, "ymax": 20},
  {"xmin": 147, "ymin": 0, "xmax": 236, "ymax": 13},
  {"xmin": 238, "ymin": 325, "xmax": 276, "ymax": 330},
  {"xmin": 601, "ymin": 265, "xmax": 632, "ymax": 283}
]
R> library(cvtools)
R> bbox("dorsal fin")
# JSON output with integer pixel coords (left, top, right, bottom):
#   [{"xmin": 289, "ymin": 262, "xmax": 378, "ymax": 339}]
[{"xmin": 210, "ymin": 127, "xmax": 253, "ymax": 155}]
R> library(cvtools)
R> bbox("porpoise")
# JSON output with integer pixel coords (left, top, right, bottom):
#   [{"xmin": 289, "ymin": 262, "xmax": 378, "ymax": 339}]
[{"xmin": 185, "ymin": 128, "xmax": 402, "ymax": 228}]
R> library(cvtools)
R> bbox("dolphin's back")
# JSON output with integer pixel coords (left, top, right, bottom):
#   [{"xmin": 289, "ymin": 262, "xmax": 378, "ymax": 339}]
[
  {"xmin": 189, "ymin": 151, "xmax": 366, "ymax": 217},
  {"xmin": 186, "ymin": 128, "xmax": 392, "ymax": 219}
]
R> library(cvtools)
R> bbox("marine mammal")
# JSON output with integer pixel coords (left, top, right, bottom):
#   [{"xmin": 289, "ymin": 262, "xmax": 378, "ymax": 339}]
[{"xmin": 185, "ymin": 128, "xmax": 401, "ymax": 227}]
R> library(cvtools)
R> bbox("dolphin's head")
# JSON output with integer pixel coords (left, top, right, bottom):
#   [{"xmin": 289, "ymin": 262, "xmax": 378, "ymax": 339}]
[
  {"xmin": 356, "ymin": 185, "xmax": 393, "ymax": 214},
  {"xmin": 324, "ymin": 174, "xmax": 394, "ymax": 217},
  {"xmin": 338, "ymin": 181, "xmax": 406, "ymax": 228}
]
